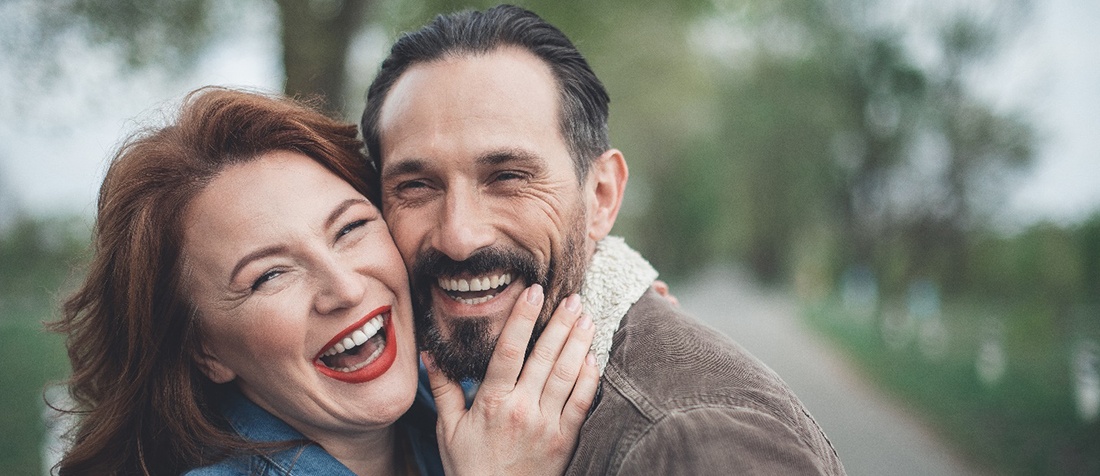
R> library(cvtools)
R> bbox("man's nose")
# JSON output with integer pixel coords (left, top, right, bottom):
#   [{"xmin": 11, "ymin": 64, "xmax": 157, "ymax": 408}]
[
  {"xmin": 314, "ymin": 258, "xmax": 367, "ymax": 315},
  {"xmin": 432, "ymin": 187, "xmax": 494, "ymax": 261}
]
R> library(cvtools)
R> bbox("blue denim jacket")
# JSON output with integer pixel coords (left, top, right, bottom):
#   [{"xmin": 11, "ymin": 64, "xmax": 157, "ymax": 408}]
[{"xmin": 186, "ymin": 377, "xmax": 444, "ymax": 476}]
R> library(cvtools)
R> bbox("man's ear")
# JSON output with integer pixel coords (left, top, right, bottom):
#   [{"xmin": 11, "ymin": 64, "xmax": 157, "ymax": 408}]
[
  {"xmin": 194, "ymin": 343, "xmax": 236, "ymax": 384},
  {"xmin": 585, "ymin": 149, "xmax": 628, "ymax": 242}
]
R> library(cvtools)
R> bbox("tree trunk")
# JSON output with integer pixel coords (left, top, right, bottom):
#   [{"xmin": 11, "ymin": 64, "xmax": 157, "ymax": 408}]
[{"xmin": 275, "ymin": 0, "xmax": 371, "ymax": 113}]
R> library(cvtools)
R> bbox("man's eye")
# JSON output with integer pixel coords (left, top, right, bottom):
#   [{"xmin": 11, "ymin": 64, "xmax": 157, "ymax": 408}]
[
  {"xmin": 251, "ymin": 270, "xmax": 282, "ymax": 291},
  {"xmin": 398, "ymin": 179, "xmax": 430, "ymax": 190},
  {"xmin": 493, "ymin": 171, "xmax": 525, "ymax": 182}
]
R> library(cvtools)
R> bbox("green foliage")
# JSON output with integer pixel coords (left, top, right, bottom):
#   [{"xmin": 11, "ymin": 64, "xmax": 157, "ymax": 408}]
[
  {"xmin": 35, "ymin": 0, "xmax": 217, "ymax": 68},
  {"xmin": 0, "ymin": 216, "xmax": 87, "ymax": 474},
  {"xmin": 1077, "ymin": 214, "xmax": 1100, "ymax": 304},
  {"xmin": 806, "ymin": 211, "xmax": 1100, "ymax": 474},
  {"xmin": 967, "ymin": 222, "xmax": 1088, "ymax": 307},
  {"xmin": 808, "ymin": 296, "xmax": 1100, "ymax": 475}
]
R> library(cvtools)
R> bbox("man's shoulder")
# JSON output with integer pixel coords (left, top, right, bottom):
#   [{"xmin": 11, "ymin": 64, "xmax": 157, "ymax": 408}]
[
  {"xmin": 567, "ymin": 289, "xmax": 845, "ymax": 475},
  {"xmin": 607, "ymin": 289, "xmax": 793, "ymax": 409}
]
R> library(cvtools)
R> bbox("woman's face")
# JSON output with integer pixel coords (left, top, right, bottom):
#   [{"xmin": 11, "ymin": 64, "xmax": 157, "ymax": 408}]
[{"xmin": 182, "ymin": 150, "xmax": 418, "ymax": 439}]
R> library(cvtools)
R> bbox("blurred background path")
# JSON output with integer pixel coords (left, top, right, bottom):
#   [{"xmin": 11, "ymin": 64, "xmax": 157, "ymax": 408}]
[{"xmin": 677, "ymin": 266, "xmax": 987, "ymax": 476}]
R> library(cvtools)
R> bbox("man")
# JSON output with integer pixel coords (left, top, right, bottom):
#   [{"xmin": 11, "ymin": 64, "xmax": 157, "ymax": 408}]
[{"xmin": 361, "ymin": 5, "xmax": 845, "ymax": 475}]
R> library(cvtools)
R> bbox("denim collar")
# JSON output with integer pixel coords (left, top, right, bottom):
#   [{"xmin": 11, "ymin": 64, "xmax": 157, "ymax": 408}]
[
  {"xmin": 218, "ymin": 388, "xmax": 444, "ymax": 476},
  {"xmin": 221, "ymin": 391, "xmax": 358, "ymax": 475}
]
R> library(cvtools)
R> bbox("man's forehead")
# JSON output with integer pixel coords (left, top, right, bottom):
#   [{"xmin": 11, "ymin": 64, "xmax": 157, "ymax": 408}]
[
  {"xmin": 376, "ymin": 47, "xmax": 570, "ymax": 172},
  {"xmin": 377, "ymin": 48, "xmax": 559, "ymax": 136}
]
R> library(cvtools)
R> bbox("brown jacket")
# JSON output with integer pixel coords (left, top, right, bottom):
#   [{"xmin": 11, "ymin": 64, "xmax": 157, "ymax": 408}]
[{"xmin": 565, "ymin": 289, "xmax": 846, "ymax": 475}]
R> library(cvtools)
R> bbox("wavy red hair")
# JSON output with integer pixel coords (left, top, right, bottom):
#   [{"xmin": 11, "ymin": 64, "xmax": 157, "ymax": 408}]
[{"xmin": 50, "ymin": 87, "xmax": 375, "ymax": 475}]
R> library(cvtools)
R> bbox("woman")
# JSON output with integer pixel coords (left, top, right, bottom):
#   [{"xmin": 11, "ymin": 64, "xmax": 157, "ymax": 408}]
[{"xmin": 52, "ymin": 87, "xmax": 599, "ymax": 475}]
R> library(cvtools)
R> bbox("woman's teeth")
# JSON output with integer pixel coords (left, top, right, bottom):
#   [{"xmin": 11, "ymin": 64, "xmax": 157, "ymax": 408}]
[
  {"xmin": 330, "ymin": 345, "xmax": 384, "ymax": 373},
  {"xmin": 321, "ymin": 314, "xmax": 384, "ymax": 358}
]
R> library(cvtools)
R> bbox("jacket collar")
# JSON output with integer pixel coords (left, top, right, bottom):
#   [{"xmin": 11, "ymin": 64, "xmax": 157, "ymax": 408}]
[
  {"xmin": 579, "ymin": 236, "xmax": 658, "ymax": 373},
  {"xmin": 220, "ymin": 391, "xmax": 358, "ymax": 475}
]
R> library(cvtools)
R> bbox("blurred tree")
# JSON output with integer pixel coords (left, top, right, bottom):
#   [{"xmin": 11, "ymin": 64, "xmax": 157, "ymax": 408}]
[
  {"xmin": 883, "ymin": 14, "xmax": 1034, "ymax": 294},
  {"xmin": 0, "ymin": 164, "xmax": 17, "ymax": 232},
  {"xmin": 13, "ymin": 0, "xmax": 1038, "ymax": 294},
  {"xmin": 276, "ymin": 0, "xmax": 370, "ymax": 110},
  {"xmin": 1081, "ymin": 213, "xmax": 1100, "ymax": 305},
  {"xmin": 689, "ymin": 0, "xmax": 1036, "ymax": 293},
  {"xmin": 27, "ymin": 0, "xmax": 372, "ymax": 111}
]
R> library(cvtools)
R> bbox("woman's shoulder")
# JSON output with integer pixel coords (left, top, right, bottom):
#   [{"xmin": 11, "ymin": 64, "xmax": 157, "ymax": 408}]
[
  {"xmin": 184, "ymin": 393, "xmax": 353, "ymax": 475},
  {"xmin": 183, "ymin": 456, "xmax": 255, "ymax": 475}
]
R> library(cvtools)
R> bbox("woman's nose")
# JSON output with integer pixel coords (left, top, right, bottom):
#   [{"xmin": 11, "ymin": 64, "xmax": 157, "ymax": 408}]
[{"xmin": 313, "ymin": 260, "xmax": 367, "ymax": 315}]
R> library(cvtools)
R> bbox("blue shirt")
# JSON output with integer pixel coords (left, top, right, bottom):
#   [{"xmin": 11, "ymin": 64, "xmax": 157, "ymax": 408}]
[{"xmin": 185, "ymin": 381, "xmax": 444, "ymax": 476}]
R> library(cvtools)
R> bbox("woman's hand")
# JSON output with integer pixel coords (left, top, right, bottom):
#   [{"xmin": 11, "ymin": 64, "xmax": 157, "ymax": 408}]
[
  {"xmin": 652, "ymin": 279, "xmax": 679, "ymax": 307},
  {"xmin": 427, "ymin": 284, "xmax": 600, "ymax": 476}
]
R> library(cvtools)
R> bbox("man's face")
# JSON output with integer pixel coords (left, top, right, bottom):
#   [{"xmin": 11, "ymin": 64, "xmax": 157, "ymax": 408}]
[{"xmin": 376, "ymin": 47, "xmax": 591, "ymax": 382}]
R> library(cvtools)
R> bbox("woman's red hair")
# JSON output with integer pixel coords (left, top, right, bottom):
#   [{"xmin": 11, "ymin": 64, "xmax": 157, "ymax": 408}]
[{"xmin": 50, "ymin": 87, "xmax": 375, "ymax": 475}]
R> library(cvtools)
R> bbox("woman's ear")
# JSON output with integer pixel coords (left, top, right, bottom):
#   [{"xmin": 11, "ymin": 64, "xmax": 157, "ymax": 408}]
[
  {"xmin": 195, "ymin": 344, "xmax": 236, "ymax": 384},
  {"xmin": 585, "ymin": 149, "xmax": 628, "ymax": 242}
]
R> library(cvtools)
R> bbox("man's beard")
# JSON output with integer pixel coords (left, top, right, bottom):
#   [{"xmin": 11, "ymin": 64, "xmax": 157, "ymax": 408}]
[{"xmin": 411, "ymin": 217, "xmax": 588, "ymax": 383}]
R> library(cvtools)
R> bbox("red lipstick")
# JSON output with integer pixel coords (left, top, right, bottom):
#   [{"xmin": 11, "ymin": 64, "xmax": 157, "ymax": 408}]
[{"xmin": 313, "ymin": 305, "xmax": 398, "ymax": 383}]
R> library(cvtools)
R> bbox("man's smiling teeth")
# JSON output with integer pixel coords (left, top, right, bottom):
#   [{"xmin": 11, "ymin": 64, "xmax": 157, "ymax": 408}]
[
  {"xmin": 438, "ymin": 273, "xmax": 511, "ymax": 293},
  {"xmin": 437, "ymin": 273, "xmax": 512, "ymax": 304},
  {"xmin": 321, "ymin": 314, "xmax": 384, "ymax": 358}
]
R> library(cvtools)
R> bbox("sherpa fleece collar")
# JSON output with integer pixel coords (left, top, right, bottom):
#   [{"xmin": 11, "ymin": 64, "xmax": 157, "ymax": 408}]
[{"xmin": 579, "ymin": 236, "xmax": 658, "ymax": 373}]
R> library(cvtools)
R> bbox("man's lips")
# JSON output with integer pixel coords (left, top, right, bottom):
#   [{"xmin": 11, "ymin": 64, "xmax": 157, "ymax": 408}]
[{"xmin": 313, "ymin": 305, "xmax": 398, "ymax": 383}]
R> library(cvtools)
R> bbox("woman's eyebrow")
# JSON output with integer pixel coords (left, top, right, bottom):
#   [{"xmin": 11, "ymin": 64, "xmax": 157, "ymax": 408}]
[
  {"xmin": 324, "ymin": 198, "xmax": 371, "ymax": 230},
  {"xmin": 229, "ymin": 198, "xmax": 369, "ymax": 283},
  {"xmin": 230, "ymin": 245, "xmax": 288, "ymax": 284}
]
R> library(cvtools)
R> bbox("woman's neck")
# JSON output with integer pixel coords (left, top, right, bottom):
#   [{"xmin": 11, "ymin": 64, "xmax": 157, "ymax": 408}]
[{"xmin": 312, "ymin": 425, "xmax": 403, "ymax": 476}]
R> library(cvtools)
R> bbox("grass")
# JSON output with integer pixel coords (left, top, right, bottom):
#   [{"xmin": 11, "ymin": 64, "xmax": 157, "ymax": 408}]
[
  {"xmin": 0, "ymin": 310, "xmax": 70, "ymax": 476},
  {"xmin": 0, "ymin": 217, "xmax": 86, "ymax": 475},
  {"xmin": 805, "ymin": 297, "xmax": 1100, "ymax": 475}
]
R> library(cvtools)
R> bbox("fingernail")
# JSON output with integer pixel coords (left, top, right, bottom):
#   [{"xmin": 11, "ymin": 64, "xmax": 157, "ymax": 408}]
[
  {"xmin": 586, "ymin": 353, "xmax": 597, "ymax": 366},
  {"xmin": 420, "ymin": 352, "xmax": 436, "ymax": 371},
  {"xmin": 565, "ymin": 294, "xmax": 581, "ymax": 312},
  {"xmin": 527, "ymin": 284, "xmax": 543, "ymax": 304},
  {"xmin": 578, "ymin": 314, "xmax": 592, "ymax": 329}
]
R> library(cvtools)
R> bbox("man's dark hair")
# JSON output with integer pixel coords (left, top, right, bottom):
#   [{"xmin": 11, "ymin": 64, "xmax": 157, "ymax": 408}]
[{"xmin": 360, "ymin": 4, "xmax": 610, "ymax": 180}]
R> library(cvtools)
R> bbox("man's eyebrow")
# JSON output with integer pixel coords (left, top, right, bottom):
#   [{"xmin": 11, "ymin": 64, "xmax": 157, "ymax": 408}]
[
  {"xmin": 478, "ymin": 148, "xmax": 545, "ymax": 168},
  {"xmin": 382, "ymin": 150, "xmax": 545, "ymax": 180},
  {"xmin": 380, "ymin": 157, "xmax": 429, "ymax": 181}
]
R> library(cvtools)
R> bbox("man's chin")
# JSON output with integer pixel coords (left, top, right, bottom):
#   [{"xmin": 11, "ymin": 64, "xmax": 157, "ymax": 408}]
[{"xmin": 420, "ymin": 314, "xmax": 497, "ymax": 383}]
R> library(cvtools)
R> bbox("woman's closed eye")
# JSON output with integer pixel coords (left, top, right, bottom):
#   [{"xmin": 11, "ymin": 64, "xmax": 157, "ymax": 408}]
[
  {"xmin": 337, "ymin": 219, "xmax": 368, "ymax": 240},
  {"xmin": 251, "ymin": 268, "xmax": 284, "ymax": 292}
]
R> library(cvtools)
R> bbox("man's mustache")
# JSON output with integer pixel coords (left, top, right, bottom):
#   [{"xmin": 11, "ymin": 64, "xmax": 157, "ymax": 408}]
[{"xmin": 411, "ymin": 246, "xmax": 546, "ymax": 288}]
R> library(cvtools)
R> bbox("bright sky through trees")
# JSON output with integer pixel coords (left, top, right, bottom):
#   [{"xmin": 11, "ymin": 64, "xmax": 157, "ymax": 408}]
[{"xmin": 0, "ymin": 0, "xmax": 1095, "ymax": 228}]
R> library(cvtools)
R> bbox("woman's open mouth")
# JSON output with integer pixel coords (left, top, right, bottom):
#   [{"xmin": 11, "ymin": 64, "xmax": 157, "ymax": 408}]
[{"xmin": 313, "ymin": 306, "xmax": 398, "ymax": 383}]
